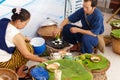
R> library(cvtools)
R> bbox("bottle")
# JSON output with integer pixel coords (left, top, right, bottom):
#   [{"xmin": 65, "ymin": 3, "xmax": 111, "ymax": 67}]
[{"xmin": 54, "ymin": 69, "xmax": 62, "ymax": 80}]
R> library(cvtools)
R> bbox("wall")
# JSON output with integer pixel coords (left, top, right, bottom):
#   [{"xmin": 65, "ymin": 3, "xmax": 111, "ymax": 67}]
[
  {"xmin": 65, "ymin": 0, "xmax": 83, "ymax": 18},
  {"xmin": 97, "ymin": 0, "xmax": 111, "ymax": 8},
  {"xmin": 0, "ymin": 0, "xmax": 65, "ymax": 37}
]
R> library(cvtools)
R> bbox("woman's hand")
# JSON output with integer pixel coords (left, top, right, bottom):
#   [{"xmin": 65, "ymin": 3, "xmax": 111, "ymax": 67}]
[
  {"xmin": 25, "ymin": 36, "xmax": 31, "ymax": 42},
  {"xmin": 40, "ymin": 58, "xmax": 48, "ymax": 62}
]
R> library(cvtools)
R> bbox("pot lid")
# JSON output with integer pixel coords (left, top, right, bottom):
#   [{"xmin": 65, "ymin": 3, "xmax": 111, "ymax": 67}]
[{"xmin": 40, "ymin": 17, "xmax": 57, "ymax": 26}]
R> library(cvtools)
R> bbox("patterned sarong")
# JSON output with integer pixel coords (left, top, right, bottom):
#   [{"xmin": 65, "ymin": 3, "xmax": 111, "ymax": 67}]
[{"xmin": 0, "ymin": 42, "xmax": 34, "ymax": 71}]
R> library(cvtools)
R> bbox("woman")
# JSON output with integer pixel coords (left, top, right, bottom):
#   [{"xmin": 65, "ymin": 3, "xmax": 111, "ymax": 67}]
[{"xmin": 0, "ymin": 8, "xmax": 47, "ymax": 78}]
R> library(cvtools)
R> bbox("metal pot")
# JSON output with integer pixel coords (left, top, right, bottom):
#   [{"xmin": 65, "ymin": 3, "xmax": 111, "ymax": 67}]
[{"xmin": 40, "ymin": 17, "xmax": 57, "ymax": 27}]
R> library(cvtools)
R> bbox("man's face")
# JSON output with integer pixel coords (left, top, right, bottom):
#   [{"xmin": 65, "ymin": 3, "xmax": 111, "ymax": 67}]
[{"xmin": 83, "ymin": 1, "xmax": 93, "ymax": 14}]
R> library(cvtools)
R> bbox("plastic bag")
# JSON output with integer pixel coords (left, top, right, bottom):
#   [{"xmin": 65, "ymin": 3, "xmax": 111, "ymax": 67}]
[{"xmin": 30, "ymin": 66, "xmax": 49, "ymax": 80}]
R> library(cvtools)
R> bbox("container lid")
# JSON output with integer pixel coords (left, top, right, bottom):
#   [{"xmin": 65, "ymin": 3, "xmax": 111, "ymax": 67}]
[
  {"xmin": 30, "ymin": 37, "xmax": 45, "ymax": 47},
  {"xmin": 40, "ymin": 17, "xmax": 57, "ymax": 27}
]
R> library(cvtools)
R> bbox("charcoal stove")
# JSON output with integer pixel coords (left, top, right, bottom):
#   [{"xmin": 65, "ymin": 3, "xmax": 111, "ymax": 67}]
[
  {"xmin": 46, "ymin": 38, "xmax": 70, "ymax": 49},
  {"xmin": 46, "ymin": 38, "xmax": 73, "ymax": 52}
]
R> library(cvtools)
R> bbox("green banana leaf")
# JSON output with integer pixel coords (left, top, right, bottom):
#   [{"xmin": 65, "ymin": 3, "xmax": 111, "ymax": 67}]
[
  {"xmin": 37, "ymin": 59, "xmax": 93, "ymax": 80},
  {"xmin": 110, "ymin": 20, "xmax": 120, "ymax": 27},
  {"xmin": 111, "ymin": 29, "xmax": 120, "ymax": 38},
  {"xmin": 75, "ymin": 54, "xmax": 110, "ymax": 71}
]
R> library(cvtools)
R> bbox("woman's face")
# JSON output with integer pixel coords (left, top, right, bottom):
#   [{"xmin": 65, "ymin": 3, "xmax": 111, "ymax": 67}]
[
  {"xmin": 16, "ymin": 19, "xmax": 30, "ymax": 29},
  {"xmin": 83, "ymin": 1, "xmax": 93, "ymax": 14}
]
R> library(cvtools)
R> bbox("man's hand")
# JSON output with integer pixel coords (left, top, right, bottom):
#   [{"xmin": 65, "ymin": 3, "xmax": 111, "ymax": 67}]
[
  {"xmin": 70, "ymin": 27, "xmax": 97, "ymax": 37},
  {"xmin": 70, "ymin": 27, "xmax": 80, "ymax": 33},
  {"xmin": 52, "ymin": 27, "xmax": 61, "ymax": 38}
]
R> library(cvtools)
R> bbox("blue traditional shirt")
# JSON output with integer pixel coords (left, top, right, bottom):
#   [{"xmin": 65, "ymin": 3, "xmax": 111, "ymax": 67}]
[{"xmin": 68, "ymin": 8, "xmax": 104, "ymax": 35}]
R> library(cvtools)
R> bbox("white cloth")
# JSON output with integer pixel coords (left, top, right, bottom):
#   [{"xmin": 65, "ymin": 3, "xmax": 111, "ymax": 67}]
[{"xmin": 0, "ymin": 23, "xmax": 20, "ymax": 62}]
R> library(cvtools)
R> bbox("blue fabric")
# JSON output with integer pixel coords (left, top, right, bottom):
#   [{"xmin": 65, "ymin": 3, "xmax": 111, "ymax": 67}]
[
  {"xmin": 0, "ymin": 18, "xmax": 15, "ymax": 54},
  {"xmin": 62, "ymin": 8, "xmax": 104, "ymax": 53},
  {"xmin": 81, "ymin": 34, "xmax": 98, "ymax": 53},
  {"xmin": 68, "ymin": 8, "xmax": 104, "ymax": 35},
  {"xmin": 62, "ymin": 24, "xmax": 82, "ymax": 44},
  {"xmin": 62, "ymin": 24, "xmax": 98, "ymax": 53},
  {"xmin": 30, "ymin": 67, "xmax": 49, "ymax": 80}
]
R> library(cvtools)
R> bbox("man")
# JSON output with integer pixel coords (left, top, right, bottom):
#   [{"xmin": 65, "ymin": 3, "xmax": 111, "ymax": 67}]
[{"xmin": 53, "ymin": 0, "xmax": 104, "ymax": 54}]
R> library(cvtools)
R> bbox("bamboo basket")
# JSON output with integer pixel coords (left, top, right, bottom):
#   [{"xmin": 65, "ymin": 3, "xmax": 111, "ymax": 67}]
[
  {"xmin": 0, "ymin": 68, "xmax": 18, "ymax": 80},
  {"xmin": 91, "ymin": 61, "xmax": 110, "ymax": 80},
  {"xmin": 111, "ymin": 26, "xmax": 120, "ymax": 30},
  {"xmin": 37, "ymin": 25, "xmax": 57, "ymax": 40},
  {"xmin": 112, "ymin": 37, "xmax": 120, "ymax": 54},
  {"xmin": 103, "ymin": 35, "xmax": 112, "ymax": 46}
]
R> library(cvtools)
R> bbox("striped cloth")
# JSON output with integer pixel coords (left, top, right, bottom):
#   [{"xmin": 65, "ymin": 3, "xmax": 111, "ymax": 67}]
[{"xmin": 0, "ymin": 42, "xmax": 34, "ymax": 71}]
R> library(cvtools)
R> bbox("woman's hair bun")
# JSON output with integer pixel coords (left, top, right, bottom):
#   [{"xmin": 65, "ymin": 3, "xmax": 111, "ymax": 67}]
[
  {"xmin": 12, "ymin": 8, "xmax": 16, "ymax": 14},
  {"xmin": 11, "ymin": 7, "xmax": 30, "ymax": 21}
]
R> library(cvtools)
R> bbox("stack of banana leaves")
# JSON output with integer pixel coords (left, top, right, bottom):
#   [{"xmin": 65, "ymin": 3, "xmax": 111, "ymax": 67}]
[
  {"xmin": 111, "ymin": 29, "xmax": 120, "ymax": 38},
  {"xmin": 110, "ymin": 20, "xmax": 120, "ymax": 27},
  {"xmin": 38, "ymin": 59, "xmax": 93, "ymax": 80},
  {"xmin": 75, "ymin": 54, "xmax": 110, "ymax": 71},
  {"xmin": 37, "ymin": 53, "xmax": 110, "ymax": 80}
]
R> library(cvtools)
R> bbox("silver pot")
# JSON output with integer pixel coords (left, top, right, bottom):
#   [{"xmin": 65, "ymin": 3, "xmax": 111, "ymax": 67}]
[{"xmin": 40, "ymin": 17, "xmax": 57, "ymax": 27}]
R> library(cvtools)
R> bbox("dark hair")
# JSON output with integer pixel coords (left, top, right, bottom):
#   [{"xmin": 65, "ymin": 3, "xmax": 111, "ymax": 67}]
[
  {"xmin": 11, "ymin": 8, "xmax": 30, "ymax": 22},
  {"xmin": 84, "ymin": 0, "xmax": 97, "ymax": 7}
]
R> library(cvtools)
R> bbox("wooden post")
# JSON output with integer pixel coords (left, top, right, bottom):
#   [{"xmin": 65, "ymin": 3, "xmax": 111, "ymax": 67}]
[{"xmin": 106, "ymin": 7, "xmax": 120, "ymax": 23}]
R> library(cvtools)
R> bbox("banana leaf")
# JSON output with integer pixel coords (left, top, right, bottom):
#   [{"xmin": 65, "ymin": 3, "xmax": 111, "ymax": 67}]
[
  {"xmin": 111, "ymin": 29, "xmax": 120, "ymax": 38},
  {"xmin": 110, "ymin": 20, "xmax": 120, "ymax": 27},
  {"xmin": 37, "ymin": 59, "xmax": 93, "ymax": 80},
  {"xmin": 75, "ymin": 54, "xmax": 110, "ymax": 71}
]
